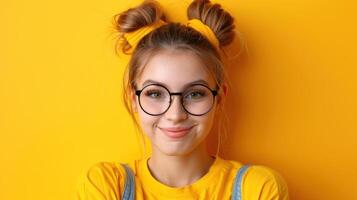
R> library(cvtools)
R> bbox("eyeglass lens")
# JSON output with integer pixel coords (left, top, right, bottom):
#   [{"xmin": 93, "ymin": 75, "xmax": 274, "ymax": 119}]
[{"xmin": 138, "ymin": 84, "xmax": 215, "ymax": 115}]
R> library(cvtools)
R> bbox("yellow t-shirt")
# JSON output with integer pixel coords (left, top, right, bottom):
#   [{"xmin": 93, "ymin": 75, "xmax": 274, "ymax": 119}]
[{"xmin": 76, "ymin": 155, "xmax": 289, "ymax": 200}]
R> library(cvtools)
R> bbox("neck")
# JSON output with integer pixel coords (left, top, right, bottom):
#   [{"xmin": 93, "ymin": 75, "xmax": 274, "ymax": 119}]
[{"xmin": 147, "ymin": 142, "xmax": 215, "ymax": 187}]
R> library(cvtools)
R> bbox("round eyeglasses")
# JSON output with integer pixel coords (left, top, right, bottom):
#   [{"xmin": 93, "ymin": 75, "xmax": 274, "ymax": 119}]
[{"xmin": 135, "ymin": 83, "xmax": 218, "ymax": 116}]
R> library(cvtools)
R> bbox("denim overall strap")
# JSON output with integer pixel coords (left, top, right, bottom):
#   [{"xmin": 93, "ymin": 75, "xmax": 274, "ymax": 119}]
[
  {"xmin": 231, "ymin": 165, "xmax": 250, "ymax": 200},
  {"xmin": 121, "ymin": 164, "xmax": 135, "ymax": 200}
]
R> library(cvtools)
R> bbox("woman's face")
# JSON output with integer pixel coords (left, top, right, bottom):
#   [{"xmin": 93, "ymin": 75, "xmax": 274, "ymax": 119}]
[{"xmin": 132, "ymin": 49, "xmax": 219, "ymax": 156}]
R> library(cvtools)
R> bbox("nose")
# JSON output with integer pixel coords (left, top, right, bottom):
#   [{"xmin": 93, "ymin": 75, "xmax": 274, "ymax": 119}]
[{"xmin": 164, "ymin": 95, "xmax": 188, "ymax": 121}]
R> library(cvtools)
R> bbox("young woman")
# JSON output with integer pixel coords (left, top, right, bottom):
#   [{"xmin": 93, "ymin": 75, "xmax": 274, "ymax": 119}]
[{"xmin": 76, "ymin": 0, "xmax": 289, "ymax": 199}]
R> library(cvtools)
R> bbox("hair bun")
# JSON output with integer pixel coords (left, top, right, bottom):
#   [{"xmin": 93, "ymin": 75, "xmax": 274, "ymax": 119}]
[
  {"xmin": 112, "ymin": 0, "xmax": 166, "ymax": 54},
  {"xmin": 187, "ymin": 0, "xmax": 235, "ymax": 48}
]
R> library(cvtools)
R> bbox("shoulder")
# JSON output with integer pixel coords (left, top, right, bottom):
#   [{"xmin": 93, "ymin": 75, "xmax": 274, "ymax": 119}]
[
  {"xmin": 86, "ymin": 161, "xmax": 124, "ymax": 175},
  {"xmin": 86, "ymin": 161, "xmax": 127, "ymax": 185},
  {"xmin": 76, "ymin": 161, "xmax": 128, "ymax": 200},
  {"xmin": 243, "ymin": 165, "xmax": 289, "ymax": 200},
  {"xmin": 216, "ymin": 157, "xmax": 289, "ymax": 199}
]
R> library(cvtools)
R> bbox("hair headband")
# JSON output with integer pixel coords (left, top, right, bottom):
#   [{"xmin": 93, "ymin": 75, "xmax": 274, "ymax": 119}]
[
  {"xmin": 123, "ymin": 19, "xmax": 219, "ymax": 53},
  {"xmin": 186, "ymin": 19, "xmax": 219, "ymax": 50}
]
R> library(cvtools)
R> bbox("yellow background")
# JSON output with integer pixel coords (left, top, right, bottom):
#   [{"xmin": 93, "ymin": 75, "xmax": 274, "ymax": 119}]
[{"xmin": 1, "ymin": 0, "xmax": 356, "ymax": 199}]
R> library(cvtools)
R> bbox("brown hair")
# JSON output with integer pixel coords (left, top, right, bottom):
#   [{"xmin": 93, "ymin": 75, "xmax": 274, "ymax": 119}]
[{"xmin": 112, "ymin": 0, "xmax": 237, "ymax": 158}]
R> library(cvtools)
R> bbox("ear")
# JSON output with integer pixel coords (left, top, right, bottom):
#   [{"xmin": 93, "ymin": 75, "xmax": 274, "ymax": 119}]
[
  {"xmin": 217, "ymin": 83, "xmax": 228, "ymax": 105},
  {"xmin": 222, "ymin": 83, "xmax": 228, "ymax": 96},
  {"xmin": 130, "ymin": 90, "xmax": 138, "ymax": 113}
]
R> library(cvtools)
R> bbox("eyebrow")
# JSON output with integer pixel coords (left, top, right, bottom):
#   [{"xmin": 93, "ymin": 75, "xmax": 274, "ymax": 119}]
[{"xmin": 141, "ymin": 79, "xmax": 211, "ymax": 90}]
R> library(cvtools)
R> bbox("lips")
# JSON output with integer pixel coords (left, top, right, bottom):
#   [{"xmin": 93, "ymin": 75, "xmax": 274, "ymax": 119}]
[{"xmin": 159, "ymin": 126, "xmax": 194, "ymax": 139}]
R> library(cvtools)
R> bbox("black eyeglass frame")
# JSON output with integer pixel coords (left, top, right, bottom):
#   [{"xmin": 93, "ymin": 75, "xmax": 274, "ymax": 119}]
[{"xmin": 135, "ymin": 83, "xmax": 219, "ymax": 116}]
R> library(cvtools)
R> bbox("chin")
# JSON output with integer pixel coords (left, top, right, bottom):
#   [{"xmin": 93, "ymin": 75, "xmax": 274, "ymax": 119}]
[{"xmin": 156, "ymin": 144, "xmax": 192, "ymax": 157}]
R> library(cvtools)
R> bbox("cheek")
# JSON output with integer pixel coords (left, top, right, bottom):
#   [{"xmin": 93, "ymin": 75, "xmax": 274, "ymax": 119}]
[
  {"xmin": 194, "ymin": 111, "xmax": 216, "ymax": 134},
  {"xmin": 137, "ymin": 109, "xmax": 159, "ymax": 136},
  {"xmin": 202, "ymin": 116, "xmax": 215, "ymax": 131}
]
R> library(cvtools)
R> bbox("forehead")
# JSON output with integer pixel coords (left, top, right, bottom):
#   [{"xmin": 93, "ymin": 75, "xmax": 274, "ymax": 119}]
[{"xmin": 136, "ymin": 50, "xmax": 216, "ymax": 90}]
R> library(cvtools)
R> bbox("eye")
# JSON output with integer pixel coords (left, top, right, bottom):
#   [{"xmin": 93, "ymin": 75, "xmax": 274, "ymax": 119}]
[
  {"xmin": 144, "ymin": 90, "xmax": 162, "ymax": 98},
  {"xmin": 185, "ymin": 90, "xmax": 206, "ymax": 99}
]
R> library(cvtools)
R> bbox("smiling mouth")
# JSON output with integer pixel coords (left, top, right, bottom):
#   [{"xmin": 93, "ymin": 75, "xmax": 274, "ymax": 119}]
[{"xmin": 159, "ymin": 126, "xmax": 194, "ymax": 139}]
